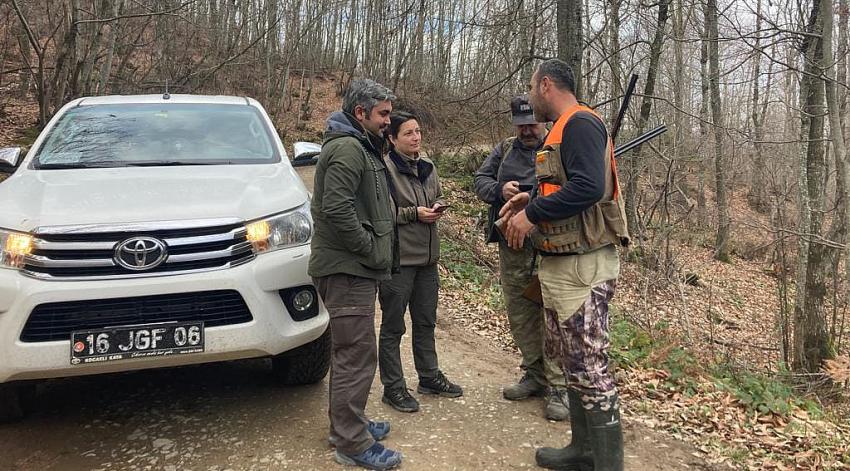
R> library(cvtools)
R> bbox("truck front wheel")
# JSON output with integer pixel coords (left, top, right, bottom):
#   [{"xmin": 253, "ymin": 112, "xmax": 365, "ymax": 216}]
[
  {"xmin": 0, "ymin": 382, "xmax": 35, "ymax": 423},
  {"xmin": 271, "ymin": 329, "xmax": 331, "ymax": 385}
]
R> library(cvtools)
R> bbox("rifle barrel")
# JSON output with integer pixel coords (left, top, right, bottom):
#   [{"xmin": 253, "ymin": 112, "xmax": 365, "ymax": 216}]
[
  {"xmin": 614, "ymin": 124, "xmax": 668, "ymax": 158},
  {"xmin": 611, "ymin": 74, "xmax": 639, "ymax": 142}
]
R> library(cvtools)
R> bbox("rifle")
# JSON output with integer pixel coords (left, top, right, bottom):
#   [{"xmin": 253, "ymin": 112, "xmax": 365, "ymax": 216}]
[{"xmin": 520, "ymin": 78, "xmax": 668, "ymax": 306}]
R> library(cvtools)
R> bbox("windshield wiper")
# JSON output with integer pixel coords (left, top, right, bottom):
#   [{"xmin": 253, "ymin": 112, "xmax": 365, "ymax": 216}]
[
  {"xmin": 124, "ymin": 161, "xmax": 226, "ymax": 167},
  {"xmin": 36, "ymin": 162, "xmax": 115, "ymax": 169}
]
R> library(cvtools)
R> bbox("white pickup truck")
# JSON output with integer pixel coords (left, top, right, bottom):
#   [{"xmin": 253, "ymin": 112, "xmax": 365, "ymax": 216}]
[{"xmin": 0, "ymin": 94, "xmax": 329, "ymax": 421}]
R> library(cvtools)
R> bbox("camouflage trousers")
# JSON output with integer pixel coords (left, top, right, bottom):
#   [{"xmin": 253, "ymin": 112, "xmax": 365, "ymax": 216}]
[
  {"xmin": 499, "ymin": 239, "xmax": 566, "ymax": 388},
  {"xmin": 540, "ymin": 244, "xmax": 620, "ymax": 412}
]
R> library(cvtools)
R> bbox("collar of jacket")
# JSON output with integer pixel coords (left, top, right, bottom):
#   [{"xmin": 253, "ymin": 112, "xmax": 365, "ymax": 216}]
[
  {"xmin": 389, "ymin": 149, "xmax": 433, "ymax": 183},
  {"xmin": 341, "ymin": 112, "xmax": 387, "ymax": 156}
]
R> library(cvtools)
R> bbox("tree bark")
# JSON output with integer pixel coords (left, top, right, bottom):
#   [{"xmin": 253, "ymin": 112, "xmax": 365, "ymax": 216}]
[
  {"xmin": 793, "ymin": 0, "xmax": 831, "ymax": 373},
  {"xmin": 705, "ymin": 0, "xmax": 730, "ymax": 261},
  {"xmin": 697, "ymin": 9, "xmax": 709, "ymax": 226},
  {"xmin": 823, "ymin": 0, "xmax": 849, "ymax": 358},
  {"xmin": 748, "ymin": 0, "xmax": 768, "ymax": 213},
  {"xmin": 556, "ymin": 0, "xmax": 582, "ymax": 98}
]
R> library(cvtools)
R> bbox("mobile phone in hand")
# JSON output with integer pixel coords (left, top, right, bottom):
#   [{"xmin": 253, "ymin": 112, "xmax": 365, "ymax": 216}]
[
  {"xmin": 518, "ymin": 184, "xmax": 534, "ymax": 192},
  {"xmin": 434, "ymin": 204, "xmax": 451, "ymax": 213}
]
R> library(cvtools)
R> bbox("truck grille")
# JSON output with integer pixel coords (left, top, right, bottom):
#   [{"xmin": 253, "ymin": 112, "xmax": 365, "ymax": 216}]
[
  {"xmin": 22, "ymin": 220, "xmax": 256, "ymax": 280},
  {"xmin": 20, "ymin": 290, "xmax": 253, "ymax": 342}
]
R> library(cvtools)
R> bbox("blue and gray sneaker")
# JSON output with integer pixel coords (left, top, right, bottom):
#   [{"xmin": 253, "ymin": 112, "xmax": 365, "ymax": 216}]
[
  {"xmin": 334, "ymin": 441, "xmax": 403, "ymax": 470},
  {"xmin": 329, "ymin": 420, "xmax": 391, "ymax": 446}
]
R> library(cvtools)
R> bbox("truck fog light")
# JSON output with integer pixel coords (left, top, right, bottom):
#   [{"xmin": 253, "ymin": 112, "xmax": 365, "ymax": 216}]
[
  {"xmin": 279, "ymin": 285, "xmax": 320, "ymax": 321},
  {"xmin": 293, "ymin": 289, "xmax": 315, "ymax": 312}
]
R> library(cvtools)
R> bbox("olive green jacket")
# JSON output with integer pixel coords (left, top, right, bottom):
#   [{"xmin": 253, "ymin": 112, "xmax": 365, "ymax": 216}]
[{"xmin": 308, "ymin": 111, "xmax": 398, "ymax": 280}]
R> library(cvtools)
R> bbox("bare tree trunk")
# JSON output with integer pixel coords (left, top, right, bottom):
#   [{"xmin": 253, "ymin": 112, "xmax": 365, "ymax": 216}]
[
  {"xmin": 672, "ymin": 0, "xmax": 685, "ymax": 190},
  {"xmin": 705, "ymin": 0, "xmax": 730, "ymax": 261},
  {"xmin": 79, "ymin": 0, "xmax": 110, "ymax": 95},
  {"xmin": 11, "ymin": 0, "xmax": 47, "ymax": 126},
  {"xmin": 823, "ymin": 0, "xmax": 850, "ymax": 353},
  {"xmin": 839, "ymin": 0, "xmax": 849, "ymax": 142},
  {"xmin": 793, "ymin": 0, "xmax": 831, "ymax": 373},
  {"xmin": 52, "ymin": 0, "xmax": 81, "ymax": 113},
  {"xmin": 556, "ymin": 0, "xmax": 582, "ymax": 98},
  {"xmin": 697, "ymin": 12, "xmax": 709, "ymax": 225},
  {"xmin": 14, "ymin": 12, "xmax": 32, "ymax": 97},
  {"xmin": 748, "ymin": 0, "xmax": 768, "ymax": 213},
  {"xmin": 606, "ymin": 0, "xmax": 622, "ymax": 125},
  {"xmin": 624, "ymin": 0, "xmax": 669, "ymax": 244}
]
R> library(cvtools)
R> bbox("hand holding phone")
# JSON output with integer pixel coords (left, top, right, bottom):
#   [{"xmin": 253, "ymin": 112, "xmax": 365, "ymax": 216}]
[{"xmin": 433, "ymin": 203, "xmax": 451, "ymax": 213}]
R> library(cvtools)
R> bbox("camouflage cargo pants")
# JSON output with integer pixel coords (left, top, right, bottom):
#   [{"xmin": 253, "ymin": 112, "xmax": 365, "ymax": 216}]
[
  {"xmin": 499, "ymin": 239, "xmax": 566, "ymax": 389},
  {"xmin": 539, "ymin": 244, "xmax": 620, "ymax": 411}
]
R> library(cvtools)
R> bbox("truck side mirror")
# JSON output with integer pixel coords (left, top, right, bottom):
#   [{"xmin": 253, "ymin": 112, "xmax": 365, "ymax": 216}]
[
  {"xmin": 291, "ymin": 142, "xmax": 321, "ymax": 167},
  {"xmin": 0, "ymin": 148, "xmax": 23, "ymax": 174}
]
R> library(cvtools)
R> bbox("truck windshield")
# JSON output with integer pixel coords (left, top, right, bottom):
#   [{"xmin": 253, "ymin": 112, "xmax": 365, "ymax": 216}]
[{"xmin": 33, "ymin": 103, "xmax": 279, "ymax": 169}]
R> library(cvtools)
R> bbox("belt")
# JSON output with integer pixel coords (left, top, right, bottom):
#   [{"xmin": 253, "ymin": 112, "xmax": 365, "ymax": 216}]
[{"xmin": 539, "ymin": 250, "xmax": 580, "ymax": 257}]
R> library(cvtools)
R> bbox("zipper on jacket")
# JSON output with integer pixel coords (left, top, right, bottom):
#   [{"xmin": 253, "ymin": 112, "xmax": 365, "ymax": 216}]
[{"xmin": 410, "ymin": 172, "xmax": 434, "ymax": 266}]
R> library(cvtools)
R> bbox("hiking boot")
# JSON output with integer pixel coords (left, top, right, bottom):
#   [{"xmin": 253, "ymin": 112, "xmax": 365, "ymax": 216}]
[
  {"xmin": 417, "ymin": 371, "xmax": 463, "ymax": 398},
  {"xmin": 334, "ymin": 441, "xmax": 403, "ymax": 470},
  {"xmin": 545, "ymin": 387, "xmax": 570, "ymax": 421},
  {"xmin": 329, "ymin": 420, "xmax": 391, "ymax": 447},
  {"xmin": 502, "ymin": 373, "xmax": 546, "ymax": 401},
  {"xmin": 382, "ymin": 387, "xmax": 420, "ymax": 413},
  {"xmin": 536, "ymin": 389, "xmax": 594, "ymax": 470}
]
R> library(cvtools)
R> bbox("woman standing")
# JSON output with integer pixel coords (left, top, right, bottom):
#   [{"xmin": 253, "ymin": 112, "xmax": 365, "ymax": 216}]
[{"xmin": 379, "ymin": 112, "xmax": 463, "ymax": 413}]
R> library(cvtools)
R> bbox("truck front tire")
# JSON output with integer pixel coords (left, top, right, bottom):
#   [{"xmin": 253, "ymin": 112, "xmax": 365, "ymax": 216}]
[
  {"xmin": 271, "ymin": 329, "xmax": 331, "ymax": 385},
  {"xmin": 0, "ymin": 382, "xmax": 35, "ymax": 423}
]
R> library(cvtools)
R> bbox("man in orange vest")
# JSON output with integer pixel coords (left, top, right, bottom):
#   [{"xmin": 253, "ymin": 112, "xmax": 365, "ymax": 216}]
[{"xmin": 500, "ymin": 59, "xmax": 630, "ymax": 471}]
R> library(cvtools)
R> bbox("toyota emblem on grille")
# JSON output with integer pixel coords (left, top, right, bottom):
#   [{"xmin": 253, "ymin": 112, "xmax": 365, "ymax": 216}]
[{"xmin": 114, "ymin": 237, "xmax": 167, "ymax": 271}]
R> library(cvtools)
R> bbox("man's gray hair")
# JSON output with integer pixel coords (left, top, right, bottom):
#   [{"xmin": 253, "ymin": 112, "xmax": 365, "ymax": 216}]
[
  {"xmin": 342, "ymin": 79, "xmax": 396, "ymax": 115},
  {"xmin": 536, "ymin": 59, "xmax": 576, "ymax": 94}
]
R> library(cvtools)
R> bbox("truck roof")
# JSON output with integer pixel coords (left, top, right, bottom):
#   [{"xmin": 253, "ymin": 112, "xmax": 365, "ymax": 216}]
[{"xmin": 72, "ymin": 94, "xmax": 255, "ymax": 106}]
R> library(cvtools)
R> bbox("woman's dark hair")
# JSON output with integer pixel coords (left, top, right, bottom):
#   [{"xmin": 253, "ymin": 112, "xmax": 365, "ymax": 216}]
[{"xmin": 385, "ymin": 111, "xmax": 419, "ymax": 147}]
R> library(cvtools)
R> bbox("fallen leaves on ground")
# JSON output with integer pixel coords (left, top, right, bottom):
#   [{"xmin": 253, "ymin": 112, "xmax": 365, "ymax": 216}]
[{"xmin": 436, "ymin": 178, "xmax": 850, "ymax": 471}]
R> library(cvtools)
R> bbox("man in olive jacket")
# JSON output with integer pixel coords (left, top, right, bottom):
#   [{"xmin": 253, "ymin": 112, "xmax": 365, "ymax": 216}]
[{"xmin": 309, "ymin": 79, "xmax": 402, "ymax": 471}]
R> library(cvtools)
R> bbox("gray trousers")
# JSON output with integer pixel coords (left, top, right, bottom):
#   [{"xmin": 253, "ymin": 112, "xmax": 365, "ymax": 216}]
[
  {"xmin": 378, "ymin": 264, "xmax": 440, "ymax": 390},
  {"xmin": 499, "ymin": 239, "xmax": 566, "ymax": 389},
  {"xmin": 314, "ymin": 274, "xmax": 379, "ymax": 455}
]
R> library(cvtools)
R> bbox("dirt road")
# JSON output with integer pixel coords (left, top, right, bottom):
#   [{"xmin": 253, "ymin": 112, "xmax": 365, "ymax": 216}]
[{"xmin": 0, "ymin": 310, "xmax": 716, "ymax": 470}]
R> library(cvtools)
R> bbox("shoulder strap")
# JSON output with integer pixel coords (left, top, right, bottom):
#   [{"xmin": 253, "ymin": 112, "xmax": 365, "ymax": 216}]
[{"xmin": 500, "ymin": 137, "xmax": 516, "ymax": 162}]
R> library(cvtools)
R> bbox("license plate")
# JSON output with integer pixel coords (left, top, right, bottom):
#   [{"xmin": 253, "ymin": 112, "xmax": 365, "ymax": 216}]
[{"xmin": 70, "ymin": 321, "xmax": 204, "ymax": 365}]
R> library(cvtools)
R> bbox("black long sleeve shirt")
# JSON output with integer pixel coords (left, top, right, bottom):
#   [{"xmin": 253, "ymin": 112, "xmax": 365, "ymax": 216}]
[{"xmin": 525, "ymin": 112, "xmax": 608, "ymax": 224}]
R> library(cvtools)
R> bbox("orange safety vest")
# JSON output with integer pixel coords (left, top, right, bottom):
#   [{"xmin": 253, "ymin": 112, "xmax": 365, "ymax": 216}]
[{"xmin": 529, "ymin": 104, "xmax": 630, "ymax": 254}]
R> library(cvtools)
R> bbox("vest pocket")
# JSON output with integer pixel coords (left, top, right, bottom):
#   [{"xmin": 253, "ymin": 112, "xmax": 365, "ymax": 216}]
[
  {"xmin": 598, "ymin": 199, "xmax": 630, "ymax": 245},
  {"xmin": 535, "ymin": 149, "xmax": 560, "ymax": 181},
  {"xmin": 581, "ymin": 204, "xmax": 608, "ymax": 247},
  {"xmin": 361, "ymin": 219, "xmax": 394, "ymax": 270}
]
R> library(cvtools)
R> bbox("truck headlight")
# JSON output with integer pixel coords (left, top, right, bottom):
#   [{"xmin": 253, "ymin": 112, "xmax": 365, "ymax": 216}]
[
  {"xmin": 0, "ymin": 228, "xmax": 34, "ymax": 269},
  {"xmin": 245, "ymin": 204, "xmax": 312, "ymax": 253}
]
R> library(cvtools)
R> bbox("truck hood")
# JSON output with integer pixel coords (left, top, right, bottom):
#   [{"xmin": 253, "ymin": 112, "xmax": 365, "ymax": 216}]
[{"xmin": 0, "ymin": 164, "xmax": 309, "ymax": 232}]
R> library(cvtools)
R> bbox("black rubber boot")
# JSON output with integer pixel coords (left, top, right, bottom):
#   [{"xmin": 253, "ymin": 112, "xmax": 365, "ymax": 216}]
[
  {"xmin": 535, "ymin": 389, "xmax": 594, "ymax": 470},
  {"xmin": 585, "ymin": 398, "xmax": 624, "ymax": 471}
]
